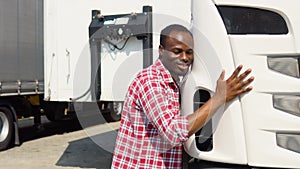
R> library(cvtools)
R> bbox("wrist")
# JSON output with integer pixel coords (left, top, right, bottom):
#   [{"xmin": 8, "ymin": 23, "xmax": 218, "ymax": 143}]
[{"xmin": 211, "ymin": 94, "xmax": 225, "ymax": 108}]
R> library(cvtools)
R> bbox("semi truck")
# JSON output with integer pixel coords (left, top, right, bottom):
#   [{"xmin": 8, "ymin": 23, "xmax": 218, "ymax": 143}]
[
  {"xmin": 0, "ymin": 0, "xmax": 122, "ymax": 151},
  {"xmin": 0, "ymin": 0, "xmax": 51, "ymax": 150},
  {"xmin": 0, "ymin": 0, "xmax": 299, "ymax": 168}
]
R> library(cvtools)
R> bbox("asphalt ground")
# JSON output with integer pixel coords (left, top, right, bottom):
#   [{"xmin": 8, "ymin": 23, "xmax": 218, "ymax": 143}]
[{"xmin": 0, "ymin": 116, "xmax": 119, "ymax": 169}]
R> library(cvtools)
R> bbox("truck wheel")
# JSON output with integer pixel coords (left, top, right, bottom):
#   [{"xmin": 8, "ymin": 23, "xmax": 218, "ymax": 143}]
[
  {"xmin": 42, "ymin": 102, "xmax": 67, "ymax": 121},
  {"xmin": 108, "ymin": 102, "xmax": 122, "ymax": 122},
  {"xmin": 0, "ymin": 107, "xmax": 13, "ymax": 151}
]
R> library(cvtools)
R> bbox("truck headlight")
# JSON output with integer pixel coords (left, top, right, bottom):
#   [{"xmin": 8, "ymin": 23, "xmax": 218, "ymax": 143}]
[
  {"xmin": 277, "ymin": 133, "xmax": 300, "ymax": 154},
  {"xmin": 267, "ymin": 57, "xmax": 300, "ymax": 78},
  {"xmin": 273, "ymin": 95, "xmax": 300, "ymax": 117}
]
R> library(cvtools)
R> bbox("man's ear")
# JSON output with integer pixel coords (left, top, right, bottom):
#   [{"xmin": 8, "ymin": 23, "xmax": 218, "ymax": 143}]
[{"xmin": 159, "ymin": 45, "xmax": 164, "ymax": 56}]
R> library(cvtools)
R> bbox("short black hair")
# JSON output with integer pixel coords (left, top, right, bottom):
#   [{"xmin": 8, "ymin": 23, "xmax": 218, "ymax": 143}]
[{"xmin": 160, "ymin": 24, "xmax": 193, "ymax": 47}]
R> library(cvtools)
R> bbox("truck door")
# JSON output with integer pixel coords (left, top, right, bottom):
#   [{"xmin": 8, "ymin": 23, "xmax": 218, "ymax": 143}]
[{"xmin": 181, "ymin": 0, "xmax": 248, "ymax": 165}]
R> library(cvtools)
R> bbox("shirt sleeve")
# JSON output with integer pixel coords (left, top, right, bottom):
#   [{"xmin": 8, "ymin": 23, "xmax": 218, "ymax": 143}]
[{"xmin": 138, "ymin": 77, "xmax": 189, "ymax": 147}]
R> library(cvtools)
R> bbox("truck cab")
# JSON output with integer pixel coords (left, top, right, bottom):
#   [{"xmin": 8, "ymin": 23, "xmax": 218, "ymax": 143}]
[{"xmin": 182, "ymin": 0, "xmax": 300, "ymax": 168}]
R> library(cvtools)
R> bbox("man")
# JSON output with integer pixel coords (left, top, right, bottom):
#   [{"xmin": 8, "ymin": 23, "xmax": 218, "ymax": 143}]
[{"xmin": 111, "ymin": 24, "xmax": 254, "ymax": 168}]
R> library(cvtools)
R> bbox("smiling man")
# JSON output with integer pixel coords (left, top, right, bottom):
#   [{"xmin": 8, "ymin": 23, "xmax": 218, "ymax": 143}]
[
  {"xmin": 111, "ymin": 24, "xmax": 254, "ymax": 169},
  {"xmin": 159, "ymin": 24, "xmax": 194, "ymax": 81}
]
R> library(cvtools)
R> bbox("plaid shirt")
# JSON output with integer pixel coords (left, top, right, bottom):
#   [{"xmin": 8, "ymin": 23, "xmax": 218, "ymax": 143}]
[{"xmin": 111, "ymin": 59, "xmax": 189, "ymax": 169}]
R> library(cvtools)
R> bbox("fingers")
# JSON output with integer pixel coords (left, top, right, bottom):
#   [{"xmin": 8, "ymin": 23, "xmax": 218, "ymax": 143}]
[
  {"xmin": 224, "ymin": 65, "xmax": 255, "ymax": 102},
  {"xmin": 237, "ymin": 68, "xmax": 252, "ymax": 82},
  {"xmin": 240, "ymin": 76, "xmax": 254, "ymax": 93},
  {"xmin": 243, "ymin": 75, "xmax": 255, "ymax": 86},
  {"xmin": 219, "ymin": 69, "xmax": 225, "ymax": 80},
  {"xmin": 229, "ymin": 65, "xmax": 253, "ymax": 83},
  {"xmin": 228, "ymin": 64, "xmax": 243, "ymax": 80},
  {"xmin": 238, "ymin": 85, "xmax": 253, "ymax": 96}
]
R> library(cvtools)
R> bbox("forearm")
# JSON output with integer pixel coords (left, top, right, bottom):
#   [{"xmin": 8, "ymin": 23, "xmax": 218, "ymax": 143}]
[
  {"xmin": 186, "ymin": 65, "xmax": 254, "ymax": 137},
  {"xmin": 186, "ymin": 95, "xmax": 224, "ymax": 137}
]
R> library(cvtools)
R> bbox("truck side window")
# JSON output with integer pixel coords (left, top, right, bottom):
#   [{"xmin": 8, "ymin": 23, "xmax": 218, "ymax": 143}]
[
  {"xmin": 193, "ymin": 89, "xmax": 213, "ymax": 151},
  {"xmin": 217, "ymin": 6, "xmax": 288, "ymax": 35}
]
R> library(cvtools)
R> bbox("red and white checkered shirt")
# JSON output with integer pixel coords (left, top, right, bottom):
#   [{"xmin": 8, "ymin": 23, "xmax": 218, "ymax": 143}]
[{"xmin": 111, "ymin": 59, "xmax": 189, "ymax": 169}]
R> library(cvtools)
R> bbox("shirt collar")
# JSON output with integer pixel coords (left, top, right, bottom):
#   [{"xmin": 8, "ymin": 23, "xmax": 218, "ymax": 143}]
[{"xmin": 154, "ymin": 59, "xmax": 176, "ymax": 84}]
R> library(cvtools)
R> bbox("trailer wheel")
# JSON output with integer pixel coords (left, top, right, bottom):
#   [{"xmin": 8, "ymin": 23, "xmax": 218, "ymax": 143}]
[
  {"xmin": 106, "ymin": 102, "xmax": 122, "ymax": 122},
  {"xmin": 0, "ymin": 107, "xmax": 13, "ymax": 151},
  {"xmin": 109, "ymin": 102, "xmax": 122, "ymax": 121},
  {"xmin": 99, "ymin": 101, "xmax": 122, "ymax": 122},
  {"xmin": 42, "ymin": 102, "xmax": 67, "ymax": 121}
]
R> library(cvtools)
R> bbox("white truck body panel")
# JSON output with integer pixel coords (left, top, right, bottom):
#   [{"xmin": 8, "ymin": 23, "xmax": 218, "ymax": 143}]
[
  {"xmin": 44, "ymin": 0, "xmax": 191, "ymax": 101},
  {"xmin": 215, "ymin": 0, "xmax": 300, "ymax": 168},
  {"xmin": 182, "ymin": 0, "xmax": 248, "ymax": 165}
]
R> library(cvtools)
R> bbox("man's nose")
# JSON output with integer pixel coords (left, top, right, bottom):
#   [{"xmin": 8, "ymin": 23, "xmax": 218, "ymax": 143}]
[{"xmin": 181, "ymin": 52, "xmax": 190, "ymax": 63}]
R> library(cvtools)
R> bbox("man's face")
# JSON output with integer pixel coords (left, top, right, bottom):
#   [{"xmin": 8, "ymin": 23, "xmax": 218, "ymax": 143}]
[{"xmin": 159, "ymin": 31, "xmax": 194, "ymax": 79}]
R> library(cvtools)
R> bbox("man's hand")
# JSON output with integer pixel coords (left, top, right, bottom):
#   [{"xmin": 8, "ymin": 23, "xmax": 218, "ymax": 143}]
[
  {"xmin": 187, "ymin": 65, "xmax": 254, "ymax": 136},
  {"xmin": 213, "ymin": 65, "xmax": 255, "ymax": 106}
]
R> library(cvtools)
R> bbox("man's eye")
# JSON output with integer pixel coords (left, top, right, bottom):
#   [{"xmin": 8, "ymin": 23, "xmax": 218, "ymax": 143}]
[
  {"xmin": 172, "ymin": 49, "xmax": 183, "ymax": 54},
  {"xmin": 186, "ymin": 50, "xmax": 193, "ymax": 55}
]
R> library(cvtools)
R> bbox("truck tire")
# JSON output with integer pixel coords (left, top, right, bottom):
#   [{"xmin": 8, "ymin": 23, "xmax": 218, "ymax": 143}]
[
  {"xmin": 0, "ymin": 107, "xmax": 13, "ymax": 151},
  {"xmin": 107, "ymin": 102, "xmax": 122, "ymax": 122},
  {"xmin": 42, "ymin": 102, "xmax": 67, "ymax": 121},
  {"xmin": 98, "ymin": 101, "xmax": 122, "ymax": 122}
]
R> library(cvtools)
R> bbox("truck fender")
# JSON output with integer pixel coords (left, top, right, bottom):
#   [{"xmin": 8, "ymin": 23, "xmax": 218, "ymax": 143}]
[{"xmin": 0, "ymin": 102, "xmax": 20, "ymax": 146}]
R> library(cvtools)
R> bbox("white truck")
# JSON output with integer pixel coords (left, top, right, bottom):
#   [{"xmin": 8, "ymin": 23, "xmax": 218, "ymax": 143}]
[
  {"xmin": 0, "ymin": 0, "xmax": 121, "ymax": 151},
  {"xmin": 1, "ymin": 0, "xmax": 299, "ymax": 168}
]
